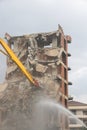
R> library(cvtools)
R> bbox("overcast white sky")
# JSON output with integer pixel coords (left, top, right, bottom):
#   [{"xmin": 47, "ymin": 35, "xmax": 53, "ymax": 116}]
[{"xmin": 0, "ymin": 0, "xmax": 87, "ymax": 103}]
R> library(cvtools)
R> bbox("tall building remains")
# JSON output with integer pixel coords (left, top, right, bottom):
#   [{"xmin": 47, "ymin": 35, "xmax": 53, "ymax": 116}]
[
  {"xmin": 0, "ymin": 25, "xmax": 72, "ymax": 130},
  {"xmin": 5, "ymin": 25, "xmax": 72, "ymax": 106}
]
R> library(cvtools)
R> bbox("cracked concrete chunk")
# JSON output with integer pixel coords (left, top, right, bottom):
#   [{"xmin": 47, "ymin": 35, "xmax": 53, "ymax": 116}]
[
  {"xmin": 28, "ymin": 59, "xmax": 36, "ymax": 65},
  {"xmin": 0, "ymin": 83, "xmax": 8, "ymax": 92},
  {"xmin": 36, "ymin": 64, "xmax": 48, "ymax": 73},
  {"xmin": 48, "ymin": 63, "xmax": 55, "ymax": 67},
  {"xmin": 45, "ymin": 48, "xmax": 59, "ymax": 57}
]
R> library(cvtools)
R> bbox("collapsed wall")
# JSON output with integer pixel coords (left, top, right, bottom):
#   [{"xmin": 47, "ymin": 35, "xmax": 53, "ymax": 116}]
[{"xmin": 0, "ymin": 25, "xmax": 71, "ymax": 130}]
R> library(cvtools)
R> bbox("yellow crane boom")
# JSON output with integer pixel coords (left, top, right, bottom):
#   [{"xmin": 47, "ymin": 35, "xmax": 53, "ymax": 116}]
[{"xmin": 0, "ymin": 38, "xmax": 39, "ymax": 87}]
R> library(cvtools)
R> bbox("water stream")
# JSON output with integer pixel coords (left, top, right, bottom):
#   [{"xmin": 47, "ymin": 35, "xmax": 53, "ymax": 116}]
[
  {"xmin": 1, "ymin": 98, "xmax": 87, "ymax": 130},
  {"xmin": 32, "ymin": 99, "xmax": 87, "ymax": 130}
]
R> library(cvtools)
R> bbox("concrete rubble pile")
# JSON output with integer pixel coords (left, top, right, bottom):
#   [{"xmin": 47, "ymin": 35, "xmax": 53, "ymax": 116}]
[{"xmin": 0, "ymin": 25, "xmax": 71, "ymax": 130}]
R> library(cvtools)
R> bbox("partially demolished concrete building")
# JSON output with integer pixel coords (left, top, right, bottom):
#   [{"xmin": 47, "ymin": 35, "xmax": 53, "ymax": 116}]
[{"xmin": 0, "ymin": 25, "xmax": 72, "ymax": 130}]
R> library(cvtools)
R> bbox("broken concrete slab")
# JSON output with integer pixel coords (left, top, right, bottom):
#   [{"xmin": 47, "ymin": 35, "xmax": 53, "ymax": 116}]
[{"xmin": 0, "ymin": 83, "xmax": 8, "ymax": 93}]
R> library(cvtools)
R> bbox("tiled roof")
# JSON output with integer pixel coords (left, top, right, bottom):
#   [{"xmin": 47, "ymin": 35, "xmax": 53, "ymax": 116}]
[{"xmin": 68, "ymin": 100, "xmax": 87, "ymax": 106}]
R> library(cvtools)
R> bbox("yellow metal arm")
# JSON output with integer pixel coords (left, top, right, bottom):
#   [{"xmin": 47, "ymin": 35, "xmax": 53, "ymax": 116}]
[{"xmin": 0, "ymin": 38, "xmax": 39, "ymax": 87}]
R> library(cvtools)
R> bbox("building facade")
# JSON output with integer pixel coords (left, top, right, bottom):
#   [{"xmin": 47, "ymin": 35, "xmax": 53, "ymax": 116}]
[
  {"xmin": 5, "ymin": 25, "xmax": 72, "ymax": 107},
  {"xmin": 68, "ymin": 100, "xmax": 87, "ymax": 130},
  {"xmin": 0, "ymin": 25, "xmax": 72, "ymax": 130}
]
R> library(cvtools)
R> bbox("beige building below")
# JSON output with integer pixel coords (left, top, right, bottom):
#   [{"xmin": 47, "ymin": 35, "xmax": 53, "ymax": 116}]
[{"xmin": 68, "ymin": 100, "xmax": 87, "ymax": 130}]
